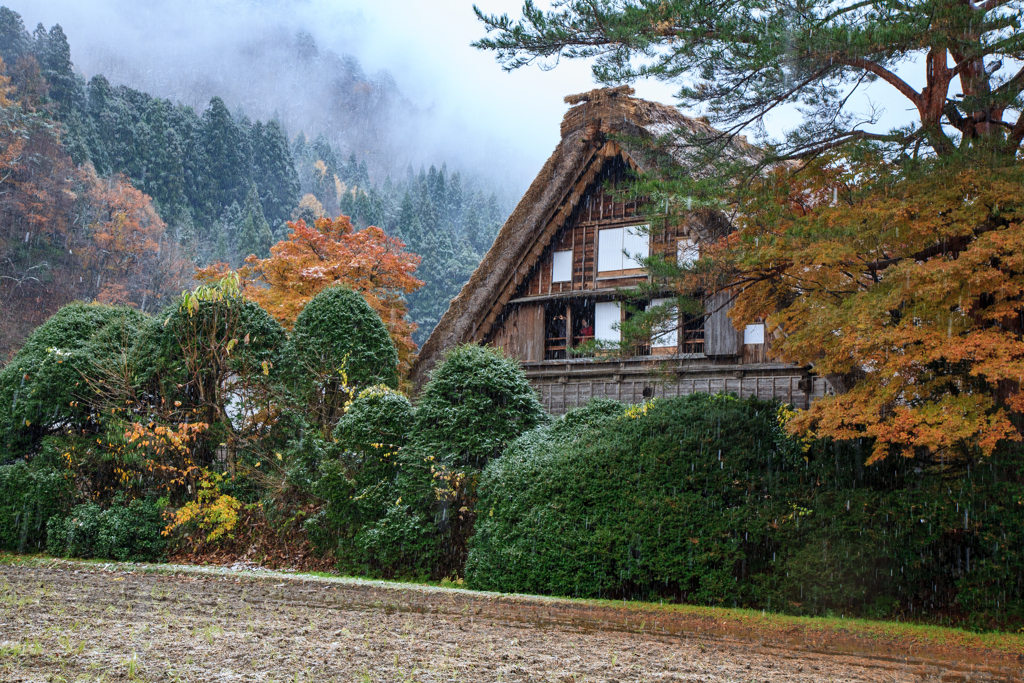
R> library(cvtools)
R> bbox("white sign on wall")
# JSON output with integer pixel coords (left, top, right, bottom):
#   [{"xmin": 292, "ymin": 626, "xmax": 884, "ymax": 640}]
[{"xmin": 744, "ymin": 323, "xmax": 765, "ymax": 345}]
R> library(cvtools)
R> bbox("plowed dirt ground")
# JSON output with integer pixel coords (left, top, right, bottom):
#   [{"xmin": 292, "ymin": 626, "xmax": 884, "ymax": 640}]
[{"xmin": 1, "ymin": 559, "xmax": 1021, "ymax": 682}]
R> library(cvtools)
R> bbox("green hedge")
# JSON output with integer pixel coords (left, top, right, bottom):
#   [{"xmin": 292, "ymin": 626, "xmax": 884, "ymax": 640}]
[
  {"xmin": 467, "ymin": 394, "xmax": 1024, "ymax": 630},
  {"xmin": 0, "ymin": 458, "xmax": 74, "ymax": 552},
  {"xmin": 307, "ymin": 345, "xmax": 546, "ymax": 579},
  {"xmin": 0, "ymin": 303, "xmax": 149, "ymax": 460},
  {"xmin": 286, "ymin": 286, "xmax": 398, "ymax": 391},
  {"xmin": 46, "ymin": 497, "xmax": 167, "ymax": 562},
  {"xmin": 411, "ymin": 344, "xmax": 546, "ymax": 469}
]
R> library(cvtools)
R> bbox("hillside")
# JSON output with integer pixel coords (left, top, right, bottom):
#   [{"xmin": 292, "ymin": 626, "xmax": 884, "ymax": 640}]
[{"xmin": 0, "ymin": 6, "xmax": 512, "ymax": 357}]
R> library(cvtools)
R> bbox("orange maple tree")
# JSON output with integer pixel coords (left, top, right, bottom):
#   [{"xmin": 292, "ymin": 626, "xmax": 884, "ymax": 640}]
[
  {"xmin": 199, "ymin": 215, "xmax": 423, "ymax": 375},
  {"xmin": 0, "ymin": 54, "xmax": 190, "ymax": 357},
  {"xmin": 81, "ymin": 170, "xmax": 192, "ymax": 311},
  {"xmin": 671, "ymin": 151, "xmax": 1024, "ymax": 464}
]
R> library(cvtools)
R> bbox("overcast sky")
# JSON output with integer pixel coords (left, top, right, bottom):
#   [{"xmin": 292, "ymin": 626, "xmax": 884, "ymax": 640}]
[
  {"xmin": 10, "ymin": 0, "xmax": 678, "ymax": 185},
  {"xmin": 13, "ymin": 0, "xmax": 922, "ymax": 188}
]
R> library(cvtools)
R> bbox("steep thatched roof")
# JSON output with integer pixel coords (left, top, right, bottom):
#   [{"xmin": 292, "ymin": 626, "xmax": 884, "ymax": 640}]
[{"xmin": 411, "ymin": 86, "xmax": 756, "ymax": 389}]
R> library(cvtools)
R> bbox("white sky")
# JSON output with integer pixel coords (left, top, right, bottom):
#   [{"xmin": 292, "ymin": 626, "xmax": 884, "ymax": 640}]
[
  {"xmin": 14, "ymin": 0, "xmax": 926, "ymax": 184},
  {"xmin": 12, "ymin": 0, "xmax": 675, "ymax": 182}
]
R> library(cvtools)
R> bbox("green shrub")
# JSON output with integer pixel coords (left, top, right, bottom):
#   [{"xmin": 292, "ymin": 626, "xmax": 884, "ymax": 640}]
[
  {"xmin": 140, "ymin": 294, "xmax": 286, "ymax": 398},
  {"xmin": 304, "ymin": 386, "xmax": 415, "ymax": 570},
  {"xmin": 468, "ymin": 394, "xmax": 776, "ymax": 602},
  {"xmin": 334, "ymin": 385, "xmax": 413, "ymax": 456},
  {"xmin": 134, "ymin": 286, "xmax": 287, "ymax": 468},
  {"xmin": 411, "ymin": 344, "xmax": 546, "ymax": 469},
  {"xmin": 0, "ymin": 303, "xmax": 149, "ymax": 460},
  {"xmin": 46, "ymin": 503, "xmax": 102, "ymax": 559},
  {"xmin": 287, "ymin": 286, "xmax": 398, "ymax": 390},
  {"xmin": 281, "ymin": 287, "xmax": 398, "ymax": 438},
  {"xmin": 0, "ymin": 456, "xmax": 74, "ymax": 552},
  {"xmin": 467, "ymin": 393, "xmax": 1024, "ymax": 630},
  {"xmin": 359, "ymin": 345, "xmax": 545, "ymax": 578},
  {"xmin": 47, "ymin": 497, "xmax": 166, "ymax": 562}
]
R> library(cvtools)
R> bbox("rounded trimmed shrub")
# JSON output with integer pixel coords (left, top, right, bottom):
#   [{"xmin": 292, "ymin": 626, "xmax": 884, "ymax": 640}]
[
  {"xmin": 333, "ymin": 384, "xmax": 414, "ymax": 456},
  {"xmin": 466, "ymin": 394, "xmax": 810, "ymax": 602},
  {"xmin": 0, "ymin": 303, "xmax": 149, "ymax": 460},
  {"xmin": 306, "ymin": 385, "xmax": 415, "ymax": 567},
  {"xmin": 287, "ymin": 287, "xmax": 398, "ymax": 390},
  {"xmin": 411, "ymin": 344, "xmax": 546, "ymax": 468},
  {"xmin": 349, "ymin": 345, "xmax": 546, "ymax": 578}
]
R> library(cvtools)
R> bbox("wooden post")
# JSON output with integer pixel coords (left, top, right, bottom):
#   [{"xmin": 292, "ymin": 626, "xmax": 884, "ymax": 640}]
[{"xmin": 565, "ymin": 304, "xmax": 573, "ymax": 356}]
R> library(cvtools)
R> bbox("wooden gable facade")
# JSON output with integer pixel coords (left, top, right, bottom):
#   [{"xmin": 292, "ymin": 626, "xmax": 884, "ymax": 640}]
[
  {"xmin": 413, "ymin": 87, "xmax": 831, "ymax": 413},
  {"xmin": 488, "ymin": 153, "xmax": 700, "ymax": 362}
]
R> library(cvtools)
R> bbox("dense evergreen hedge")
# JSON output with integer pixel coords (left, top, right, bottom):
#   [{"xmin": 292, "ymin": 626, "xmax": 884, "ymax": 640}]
[
  {"xmin": 46, "ymin": 497, "xmax": 166, "ymax": 563},
  {"xmin": 0, "ymin": 454, "xmax": 74, "ymax": 552},
  {"xmin": 410, "ymin": 344, "xmax": 546, "ymax": 469},
  {"xmin": 468, "ymin": 394, "xmax": 1024, "ymax": 630},
  {"xmin": 286, "ymin": 286, "xmax": 398, "ymax": 391},
  {"xmin": 0, "ymin": 303, "xmax": 149, "ymax": 461},
  {"xmin": 308, "ymin": 345, "xmax": 546, "ymax": 579},
  {"xmin": 305, "ymin": 386, "xmax": 414, "ymax": 565}
]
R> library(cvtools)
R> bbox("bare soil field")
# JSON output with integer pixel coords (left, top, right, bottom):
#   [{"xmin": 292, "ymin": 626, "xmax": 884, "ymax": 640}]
[{"xmin": 0, "ymin": 559, "xmax": 1021, "ymax": 682}]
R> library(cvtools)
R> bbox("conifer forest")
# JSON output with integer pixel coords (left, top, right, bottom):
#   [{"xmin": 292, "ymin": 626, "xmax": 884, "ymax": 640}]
[{"xmin": 2, "ymin": 1, "xmax": 1024, "ymax": 681}]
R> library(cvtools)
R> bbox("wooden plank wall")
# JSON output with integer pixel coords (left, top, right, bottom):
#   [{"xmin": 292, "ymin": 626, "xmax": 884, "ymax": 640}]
[
  {"xmin": 705, "ymin": 291, "xmax": 742, "ymax": 356},
  {"xmin": 523, "ymin": 161, "xmax": 683, "ymax": 298},
  {"xmin": 491, "ymin": 304, "xmax": 544, "ymax": 361},
  {"xmin": 532, "ymin": 374, "xmax": 821, "ymax": 414}
]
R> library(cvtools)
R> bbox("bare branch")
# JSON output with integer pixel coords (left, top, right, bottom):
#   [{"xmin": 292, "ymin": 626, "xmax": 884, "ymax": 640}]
[{"xmin": 838, "ymin": 56, "xmax": 923, "ymax": 108}]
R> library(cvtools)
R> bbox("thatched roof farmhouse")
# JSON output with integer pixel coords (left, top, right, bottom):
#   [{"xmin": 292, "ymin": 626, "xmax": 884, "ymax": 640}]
[{"xmin": 413, "ymin": 86, "xmax": 829, "ymax": 412}]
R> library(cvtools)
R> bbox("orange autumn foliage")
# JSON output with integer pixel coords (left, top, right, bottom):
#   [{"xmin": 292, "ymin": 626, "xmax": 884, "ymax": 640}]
[
  {"xmin": 691, "ymin": 152, "xmax": 1024, "ymax": 464},
  {"xmin": 0, "ymin": 55, "xmax": 190, "ymax": 358},
  {"xmin": 198, "ymin": 215, "xmax": 423, "ymax": 375},
  {"xmin": 83, "ymin": 170, "xmax": 192, "ymax": 310}
]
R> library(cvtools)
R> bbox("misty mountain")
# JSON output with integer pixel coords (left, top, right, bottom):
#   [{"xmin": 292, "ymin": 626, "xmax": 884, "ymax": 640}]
[{"xmin": 0, "ymin": 6, "xmax": 512, "ymax": 345}]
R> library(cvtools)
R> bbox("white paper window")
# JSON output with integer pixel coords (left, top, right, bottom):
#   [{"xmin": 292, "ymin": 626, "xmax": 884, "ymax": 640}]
[
  {"xmin": 744, "ymin": 323, "xmax": 765, "ymax": 345},
  {"xmin": 551, "ymin": 250, "xmax": 573, "ymax": 282},
  {"xmin": 597, "ymin": 227, "xmax": 623, "ymax": 272},
  {"xmin": 677, "ymin": 238, "xmax": 699, "ymax": 266},
  {"xmin": 598, "ymin": 225, "xmax": 648, "ymax": 273},
  {"xmin": 595, "ymin": 301, "xmax": 621, "ymax": 343},
  {"xmin": 649, "ymin": 298, "xmax": 677, "ymax": 348},
  {"xmin": 623, "ymin": 224, "xmax": 649, "ymax": 268}
]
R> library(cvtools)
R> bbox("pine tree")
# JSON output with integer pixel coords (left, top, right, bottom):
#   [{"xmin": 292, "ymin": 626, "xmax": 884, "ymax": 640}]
[
  {"xmin": 476, "ymin": 0, "xmax": 1024, "ymax": 161},
  {"xmin": 237, "ymin": 184, "xmax": 273, "ymax": 259},
  {"xmin": 0, "ymin": 8, "xmax": 28, "ymax": 70},
  {"xmin": 396, "ymin": 191, "xmax": 420, "ymax": 251},
  {"xmin": 251, "ymin": 119, "xmax": 300, "ymax": 230},
  {"xmin": 447, "ymin": 170, "xmax": 463, "ymax": 231},
  {"xmin": 31, "ymin": 24, "xmax": 82, "ymax": 118},
  {"xmin": 83, "ymin": 75, "xmax": 113, "ymax": 175},
  {"xmin": 213, "ymin": 228, "xmax": 230, "ymax": 265},
  {"xmin": 463, "ymin": 203, "xmax": 482, "ymax": 254},
  {"xmin": 200, "ymin": 96, "xmax": 252, "ymax": 218},
  {"xmin": 173, "ymin": 105, "xmax": 210, "ymax": 229},
  {"xmin": 217, "ymin": 201, "xmax": 244, "ymax": 264},
  {"xmin": 312, "ymin": 134, "xmax": 338, "ymax": 178},
  {"xmin": 474, "ymin": 0, "xmax": 1024, "ymax": 457}
]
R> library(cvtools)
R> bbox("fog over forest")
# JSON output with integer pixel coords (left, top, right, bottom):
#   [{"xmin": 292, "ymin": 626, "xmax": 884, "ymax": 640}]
[{"xmin": 11, "ymin": 0, "xmax": 560, "ymax": 195}]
